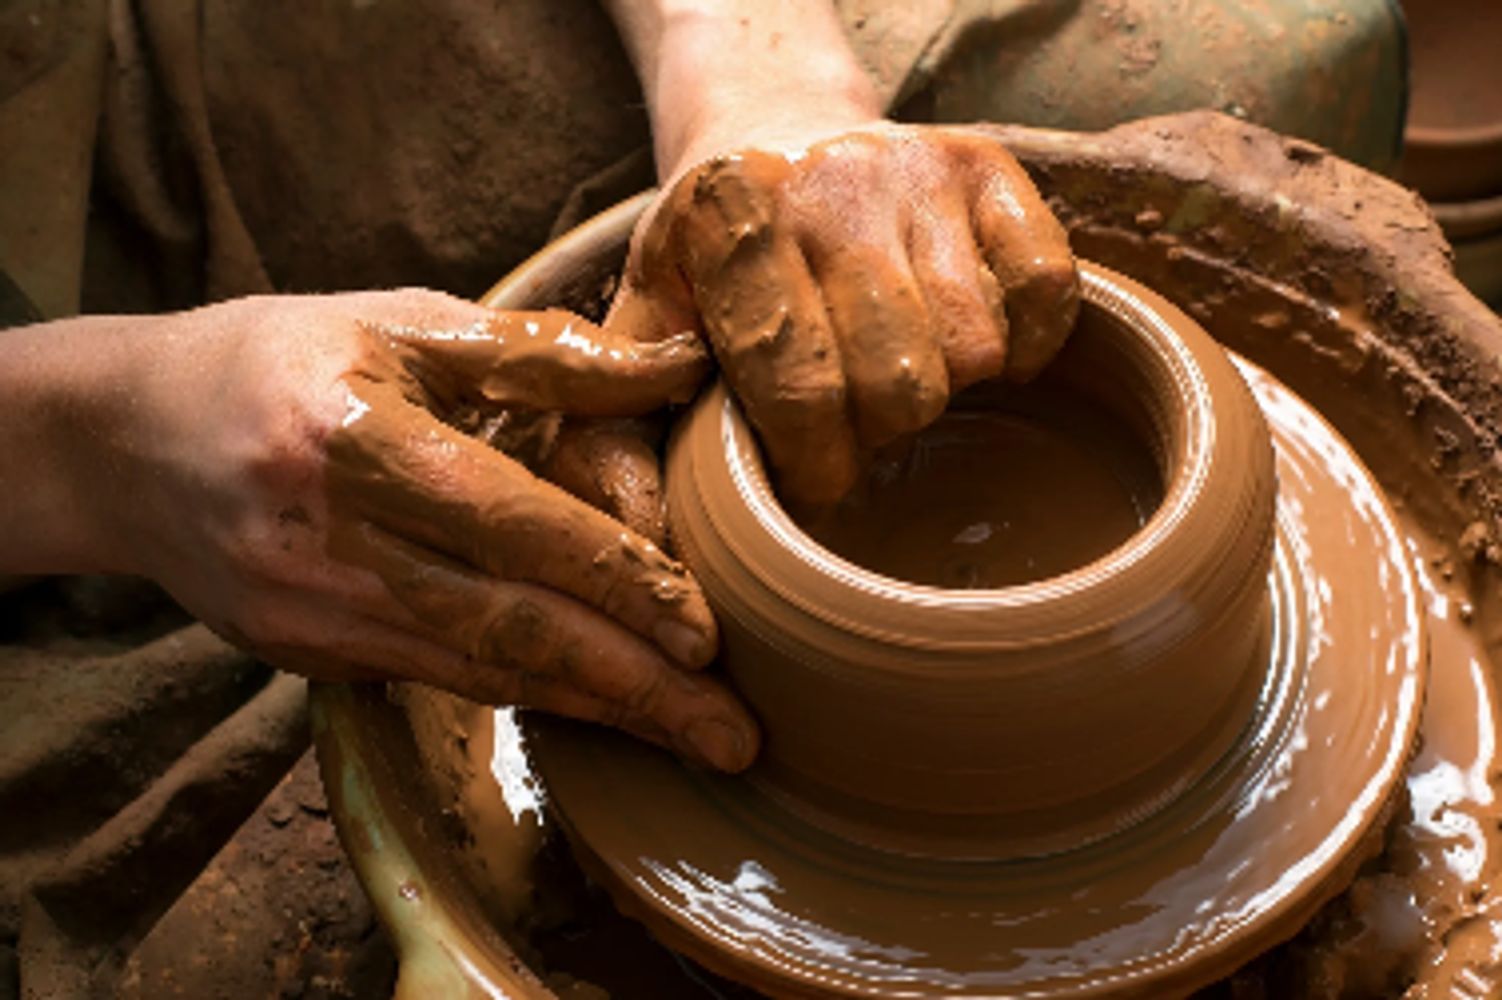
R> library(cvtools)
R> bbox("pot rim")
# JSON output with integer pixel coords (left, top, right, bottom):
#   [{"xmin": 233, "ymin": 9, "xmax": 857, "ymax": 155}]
[
  {"xmin": 1406, "ymin": 120, "xmax": 1502, "ymax": 150},
  {"xmin": 669, "ymin": 261, "xmax": 1276, "ymax": 668},
  {"xmin": 717, "ymin": 264, "xmax": 1208, "ymax": 612},
  {"xmin": 1430, "ymin": 191, "xmax": 1502, "ymax": 240}
]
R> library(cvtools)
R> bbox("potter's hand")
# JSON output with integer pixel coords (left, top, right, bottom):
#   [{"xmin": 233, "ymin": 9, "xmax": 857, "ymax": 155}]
[
  {"xmin": 8, "ymin": 291, "xmax": 755, "ymax": 771},
  {"xmin": 601, "ymin": 0, "xmax": 1079, "ymax": 505},
  {"xmin": 613, "ymin": 127, "xmax": 1079, "ymax": 507}
]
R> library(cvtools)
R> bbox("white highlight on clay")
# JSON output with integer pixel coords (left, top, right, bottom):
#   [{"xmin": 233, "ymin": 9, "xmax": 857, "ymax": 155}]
[
  {"xmin": 490, "ymin": 708, "xmax": 544, "ymax": 825},
  {"xmin": 555, "ymin": 324, "xmax": 604, "ymax": 357},
  {"xmin": 341, "ymin": 385, "xmax": 371, "ymax": 428}
]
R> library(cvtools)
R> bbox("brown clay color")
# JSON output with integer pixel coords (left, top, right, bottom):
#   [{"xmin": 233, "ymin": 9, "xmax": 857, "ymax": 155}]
[
  {"xmin": 527, "ymin": 342, "xmax": 1425, "ymax": 998},
  {"xmin": 609, "ymin": 125, "xmax": 1081, "ymax": 508},
  {"xmin": 800, "ymin": 394, "xmax": 1160, "ymax": 590},
  {"xmin": 309, "ymin": 116, "xmax": 1502, "ymax": 999},
  {"xmin": 1397, "ymin": 0, "xmax": 1502, "ymax": 201},
  {"xmin": 652, "ymin": 263, "xmax": 1279, "ymax": 861}
]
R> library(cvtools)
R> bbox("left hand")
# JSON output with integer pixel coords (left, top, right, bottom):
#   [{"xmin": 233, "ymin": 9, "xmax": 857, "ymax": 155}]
[{"xmin": 609, "ymin": 120, "xmax": 1081, "ymax": 506}]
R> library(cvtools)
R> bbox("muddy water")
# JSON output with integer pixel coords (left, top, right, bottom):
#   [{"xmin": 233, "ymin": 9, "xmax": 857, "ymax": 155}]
[
  {"xmin": 1195, "ymin": 513, "xmax": 1502, "ymax": 999},
  {"xmin": 801, "ymin": 399, "xmax": 1159, "ymax": 589}
]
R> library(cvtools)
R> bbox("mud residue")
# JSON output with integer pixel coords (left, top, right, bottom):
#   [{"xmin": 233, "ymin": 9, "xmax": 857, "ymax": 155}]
[
  {"xmin": 609, "ymin": 125, "xmax": 1079, "ymax": 507},
  {"xmin": 801, "ymin": 390, "xmax": 1158, "ymax": 589},
  {"xmin": 351, "ymin": 114, "xmax": 1502, "ymax": 997},
  {"xmin": 990, "ymin": 110, "xmax": 1502, "ymax": 999}
]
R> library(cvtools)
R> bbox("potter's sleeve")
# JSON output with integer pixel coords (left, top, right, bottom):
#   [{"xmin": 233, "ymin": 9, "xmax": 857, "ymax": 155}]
[
  {"xmin": 0, "ymin": 1, "xmax": 110, "ymax": 324},
  {"xmin": 834, "ymin": 0, "xmax": 982, "ymax": 113},
  {"xmin": 0, "ymin": 0, "xmax": 274, "ymax": 327}
]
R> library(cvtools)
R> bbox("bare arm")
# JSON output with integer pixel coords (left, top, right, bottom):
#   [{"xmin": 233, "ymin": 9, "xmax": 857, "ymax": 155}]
[
  {"xmin": 601, "ymin": 0, "xmax": 881, "ymax": 180},
  {"xmin": 601, "ymin": 0, "xmax": 1082, "ymax": 505},
  {"xmin": 0, "ymin": 318, "xmax": 137, "ymax": 574}
]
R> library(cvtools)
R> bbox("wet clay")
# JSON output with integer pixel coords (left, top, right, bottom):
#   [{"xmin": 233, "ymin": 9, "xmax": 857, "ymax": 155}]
[
  {"xmin": 609, "ymin": 124, "xmax": 1079, "ymax": 507},
  {"xmin": 304, "ymin": 297, "xmax": 756, "ymax": 772},
  {"xmin": 800, "ymin": 397, "xmax": 1159, "ymax": 590},
  {"xmin": 431, "ymin": 490, "xmax": 1491, "ymax": 1000},
  {"xmin": 313, "ymin": 119, "xmax": 1502, "ymax": 1000},
  {"xmin": 650, "ymin": 264, "xmax": 1279, "ymax": 865},
  {"xmin": 1404, "ymin": 0, "xmax": 1502, "ymax": 136},
  {"xmin": 521, "ymin": 344, "xmax": 1423, "ymax": 997}
]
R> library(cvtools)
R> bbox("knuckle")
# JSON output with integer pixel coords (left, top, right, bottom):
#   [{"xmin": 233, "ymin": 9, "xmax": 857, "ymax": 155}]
[
  {"xmin": 514, "ymin": 668, "xmax": 561, "ymax": 708},
  {"xmin": 753, "ymin": 375, "xmax": 847, "ymax": 438},
  {"xmin": 1017, "ymin": 248, "xmax": 1079, "ymax": 292},
  {"xmin": 217, "ymin": 521, "xmax": 282, "ymax": 585},
  {"xmin": 478, "ymin": 596, "xmax": 555, "ymax": 666},
  {"xmin": 243, "ymin": 407, "xmax": 329, "ymax": 496},
  {"xmin": 619, "ymin": 665, "xmax": 669, "ymax": 718},
  {"xmin": 945, "ymin": 339, "xmax": 1006, "ymax": 390}
]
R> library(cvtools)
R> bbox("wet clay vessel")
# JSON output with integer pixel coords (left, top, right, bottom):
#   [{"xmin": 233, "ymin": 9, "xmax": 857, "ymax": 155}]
[
  {"xmin": 652, "ymin": 262, "xmax": 1277, "ymax": 860},
  {"xmin": 526, "ymin": 262, "xmax": 1427, "ymax": 994}
]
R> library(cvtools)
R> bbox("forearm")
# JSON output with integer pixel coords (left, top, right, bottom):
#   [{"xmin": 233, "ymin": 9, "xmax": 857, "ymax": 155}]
[
  {"xmin": 600, "ymin": 0, "xmax": 882, "ymax": 178},
  {"xmin": 0, "ymin": 317, "xmax": 139, "ymax": 574}
]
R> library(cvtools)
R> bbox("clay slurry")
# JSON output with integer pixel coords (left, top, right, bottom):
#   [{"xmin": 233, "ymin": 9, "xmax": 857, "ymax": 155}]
[{"xmin": 800, "ymin": 395, "xmax": 1161, "ymax": 589}]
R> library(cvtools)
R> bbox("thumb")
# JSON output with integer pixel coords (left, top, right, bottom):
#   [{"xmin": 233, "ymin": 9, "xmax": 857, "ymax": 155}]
[{"xmin": 380, "ymin": 306, "xmax": 711, "ymax": 416}]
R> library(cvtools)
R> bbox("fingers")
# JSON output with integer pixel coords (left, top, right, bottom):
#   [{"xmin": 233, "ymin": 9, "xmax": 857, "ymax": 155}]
[
  {"xmin": 324, "ymin": 528, "xmax": 758, "ymax": 772},
  {"xmin": 369, "ymin": 307, "xmax": 711, "ymax": 416},
  {"xmin": 540, "ymin": 417, "xmax": 668, "ymax": 547},
  {"xmin": 327, "ymin": 380, "xmax": 717, "ymax": 668},
  {"xmin": 605, "ymin": 195, "xmax": 700, "ymax": 348},
  {"xmin": 905, "ymin": 193, "xmax": 1009, "ymax": 391},
  {"xmin": 967, "ymin": 147, "xmax": 1080, "ymax": 382},
  {"xmin": 804, "ymin": 240, "xmax": 949, "ymax": 447},
  {"xmin": 671, "ymin": 156, "xmax": 860, "ymax": 506}
]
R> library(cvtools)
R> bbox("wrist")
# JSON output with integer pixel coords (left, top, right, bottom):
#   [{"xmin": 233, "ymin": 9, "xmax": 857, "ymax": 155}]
[
  {"xmin": 647, "ymin": 5, "xmax": 882, "ymax": 179},
  {"xmin": 0, "ymin": 316, "xmax": 154, "ymax": 575}
]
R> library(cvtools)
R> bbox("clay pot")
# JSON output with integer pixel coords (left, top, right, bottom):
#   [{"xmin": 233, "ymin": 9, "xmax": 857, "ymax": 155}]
[
  {"xmin": 1396, "ymin": 0, "xmax": 1502, "ymax": 202},
  {"xmin": 665, "ymin": 262, "xmax": 1278, "ymax": 859},
  {"xmin": 1428, "ymin": 195, "xmax": 1502, "ymax": 307},
  {"xmin": 1454, "ymin": 230, "xmax": 1502, "ymax": 307}
]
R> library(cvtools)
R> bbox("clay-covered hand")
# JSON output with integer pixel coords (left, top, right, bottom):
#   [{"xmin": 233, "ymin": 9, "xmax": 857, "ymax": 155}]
[
  {"xmin": 104, "ymin": 290, "xmax": 755, "ymax": 771},
  {"xmin": 611, "ymin": 123, "xmax": 1081, "ymax": 505}
]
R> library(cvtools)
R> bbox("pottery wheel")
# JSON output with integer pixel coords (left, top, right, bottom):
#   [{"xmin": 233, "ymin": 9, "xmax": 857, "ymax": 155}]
[{"xmin": 524, "ymin": 356, "xmax": 1426, "ymax": 998}]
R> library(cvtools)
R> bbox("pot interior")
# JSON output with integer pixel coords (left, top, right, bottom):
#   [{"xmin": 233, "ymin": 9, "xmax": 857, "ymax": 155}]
[{"xmin": 798, "ymin": 309, "xmax": 1166, "ymax": 590}]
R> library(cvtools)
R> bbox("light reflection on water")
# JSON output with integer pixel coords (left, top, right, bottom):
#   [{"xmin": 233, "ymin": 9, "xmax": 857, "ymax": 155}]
[
  {"xmin": 1403, "ymin": 539, "xmax": 1498, "ymax": 891},
  {"xmin": 489, "ymin": 708, "xmax": 544, "ymax": 826}
]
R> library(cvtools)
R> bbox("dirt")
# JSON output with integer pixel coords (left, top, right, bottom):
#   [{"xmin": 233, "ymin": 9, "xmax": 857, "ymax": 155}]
[{"xmin": 117, "ymin": 753, "xmax": 396, "ymax": 1000}]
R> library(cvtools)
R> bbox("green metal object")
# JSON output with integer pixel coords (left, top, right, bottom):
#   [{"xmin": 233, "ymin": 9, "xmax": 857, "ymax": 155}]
[
  {"xmin": 899, "ymin": 0, "xmax": 1406, "ymax": 172},
  {"xmin": 312, "ymin": 683, "xmax": 552, "ymax": 1000}
]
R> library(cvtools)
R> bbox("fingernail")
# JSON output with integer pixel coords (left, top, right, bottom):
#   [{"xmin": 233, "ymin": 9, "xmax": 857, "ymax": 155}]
[
  {"xmin": 685, "ymin": 718, "xmax": 751, "ymax": 772},
  {"xmin": 655, "ymin": 620, "xmax": 714, "ymax": 667}
]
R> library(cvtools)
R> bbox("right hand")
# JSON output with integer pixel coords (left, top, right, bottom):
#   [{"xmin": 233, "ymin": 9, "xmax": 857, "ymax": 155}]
[
  {"xmin": 90, "ymin": 289, "xmax": 757, "ymax": 771},
  {"xmin": 609, "ymin": 123, "xmax": 1080, "ymax": 507}
]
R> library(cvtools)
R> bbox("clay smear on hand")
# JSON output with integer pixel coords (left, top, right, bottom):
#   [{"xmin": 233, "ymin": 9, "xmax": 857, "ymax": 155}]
[
  {"xmin": 319, "ymin": 307, "xmax": 756, "ymax": 772},
  {"xmin": 610, "ymin": 124, "xmax": 1081, "ymax": 506}
]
